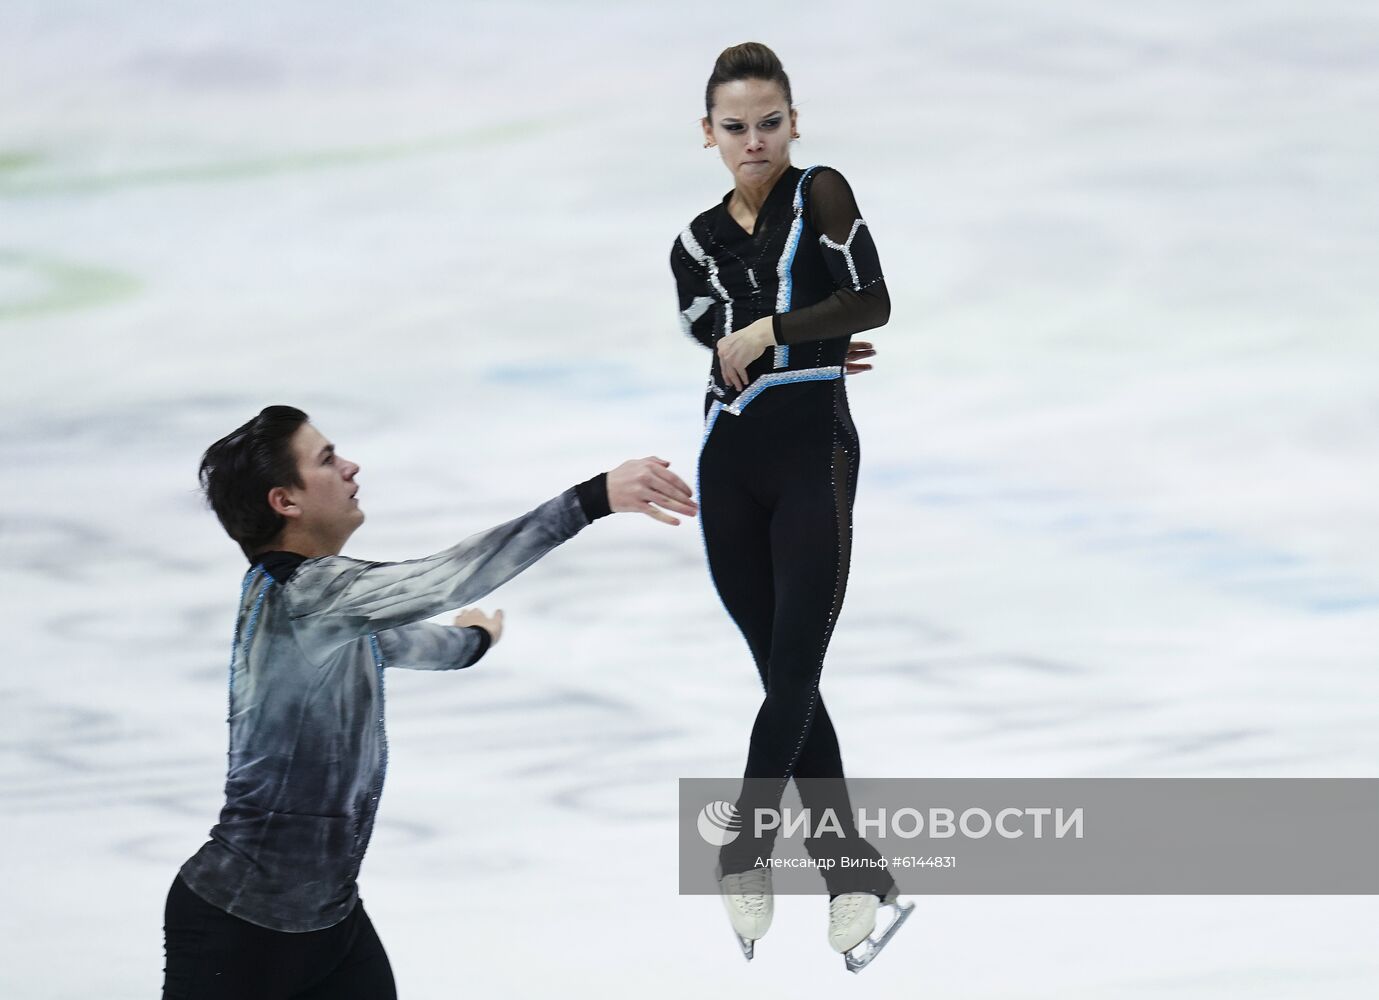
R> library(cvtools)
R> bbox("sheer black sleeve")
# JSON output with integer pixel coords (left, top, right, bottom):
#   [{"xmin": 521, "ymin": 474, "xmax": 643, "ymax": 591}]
[
  {"xmin": 670, "ymin": 232, "xmax": 719, "ymax": 351},
  {"xmin": 772, "ymin": 167, "xmax": 890, "ymax": 346}
]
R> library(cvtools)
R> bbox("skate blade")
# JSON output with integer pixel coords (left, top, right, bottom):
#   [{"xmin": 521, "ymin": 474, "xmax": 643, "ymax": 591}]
[
  {"xmin": 844, "ymin": 899, "xmax": 914, "ymax": 973},
  {"xmin": 736, "ymin": 933, "xmax": 755, "ymax": 961}
]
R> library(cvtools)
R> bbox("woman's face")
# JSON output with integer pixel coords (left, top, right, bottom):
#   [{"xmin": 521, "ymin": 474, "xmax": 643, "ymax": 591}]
[{"xmin": 702, "ymin": 78, "xmax": 797, "ymax": 188}]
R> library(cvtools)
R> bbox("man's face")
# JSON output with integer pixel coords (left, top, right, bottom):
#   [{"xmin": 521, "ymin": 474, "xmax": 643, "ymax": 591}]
[{"xmin": 280, "ymin": 422, "xmax": 363, "ymax": 546}]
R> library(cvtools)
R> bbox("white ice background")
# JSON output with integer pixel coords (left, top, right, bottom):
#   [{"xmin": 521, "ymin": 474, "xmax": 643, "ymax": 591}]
[{"xmin": 1, "ymin": 1, "xmax": 1377, "ymax": 997}]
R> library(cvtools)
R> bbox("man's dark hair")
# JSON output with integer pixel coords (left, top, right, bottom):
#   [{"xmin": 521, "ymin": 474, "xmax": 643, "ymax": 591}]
[{"xmin": 199, "ymin": 405, "xmax": 309, "ymax": 559}]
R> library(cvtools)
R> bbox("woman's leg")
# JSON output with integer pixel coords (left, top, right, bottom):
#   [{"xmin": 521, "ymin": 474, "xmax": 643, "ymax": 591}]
[
  {"xmin": 702, "ymin": 394, "xmax": 848, "ymax": 874},
  {"xmin": 723, "ymin": 394, "xmax": 893, "ymax": 892},
  {"xmin": 700, "ymin": 388, "xmax": 891, "ymax": 892},
  {"xmin": 729, "ymin": 432, "xmax": 853, "ymax": 826},
  {"xmin": 698, "ymin": 415, "xmax": 777, "ymax": 875},
  {"xmin": 800, "ymin": 399, "xmax": 894, "ymax": 894},
  {"xmin": 699, "ymin": 471, "xmax": 776, "ymax": 684}
]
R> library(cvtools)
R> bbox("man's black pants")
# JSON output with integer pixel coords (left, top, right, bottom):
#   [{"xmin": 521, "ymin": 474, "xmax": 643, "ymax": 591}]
[{"xmin": 162, "ymin": 874, "xmax": 396, "ymax": 999}]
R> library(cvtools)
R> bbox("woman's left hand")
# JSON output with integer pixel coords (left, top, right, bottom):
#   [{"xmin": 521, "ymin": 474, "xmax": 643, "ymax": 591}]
[
  {"xmin": 845, "ymin": 340, "xmax": 877, "ymax": 374},
  {"xmin": 716, "ymin": 317, "xmax": 774, "ymax": 391}
]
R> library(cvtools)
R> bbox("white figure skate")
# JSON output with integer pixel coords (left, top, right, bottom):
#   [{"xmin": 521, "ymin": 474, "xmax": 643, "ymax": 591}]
[
  {"xmin": 828, "ymin": 888, "xmax": 914, "ymax": 972},
  {"xmin": 717, "ymin": 865, "xmax": 773, "ymax": 960}
]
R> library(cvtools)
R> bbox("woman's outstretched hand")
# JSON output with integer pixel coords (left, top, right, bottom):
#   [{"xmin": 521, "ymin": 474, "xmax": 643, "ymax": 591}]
[
  {"xmin": 607, "ymin": 457, "xmax": 699, "ymax": 526},
  {"xmin": 845, "ymin": 340, "xmax": 877, "ymax": 375},
  {"xmin": 716, "ymin": 317, "xmax": 774, "ymax": 391}
]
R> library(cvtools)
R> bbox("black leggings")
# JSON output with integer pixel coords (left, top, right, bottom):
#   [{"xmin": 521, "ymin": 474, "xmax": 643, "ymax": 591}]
[
  {"xmin": 162, "ymin": 874, "xmax": 396, "ymax": 999},
  {"xmin": 698, "ymin": 379, "xmax": 893, "ymax": 896}
]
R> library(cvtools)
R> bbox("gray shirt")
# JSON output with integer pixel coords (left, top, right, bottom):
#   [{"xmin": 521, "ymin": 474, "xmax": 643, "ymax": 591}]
[{"xmin": 179, "ymin": 482, "xmax": 605, "ymax": 931}]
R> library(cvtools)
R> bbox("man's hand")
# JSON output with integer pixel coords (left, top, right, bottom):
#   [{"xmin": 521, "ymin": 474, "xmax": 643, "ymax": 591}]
[
  {"xmin": 716, "ymin": 317, "xmax": 774, "ymax": 391},
  {"xmin": 845, "ymin": 340, "xmax": 877, "ymax": 375},
  {"xmin": 453, "ymin": 607, "xmax": 503, "ymax": 645},
  {"xmin": 607, "ymin": 457, "xmax": 698, "ymax": 526}
]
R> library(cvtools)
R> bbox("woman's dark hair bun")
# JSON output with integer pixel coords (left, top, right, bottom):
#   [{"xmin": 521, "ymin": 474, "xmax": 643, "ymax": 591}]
[{"xmin": 705, "ymin": 42, "xmax": 792, "ymax": 119}]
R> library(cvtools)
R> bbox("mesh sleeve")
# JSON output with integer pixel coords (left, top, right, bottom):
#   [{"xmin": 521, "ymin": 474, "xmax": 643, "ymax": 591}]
[
  {"xmin": 772, "ymin": 168, "xmax": 890, "ymax": 346},
  {"xmin": 670, "ymin": 234, "xmax": 719, "ymax": 350}
]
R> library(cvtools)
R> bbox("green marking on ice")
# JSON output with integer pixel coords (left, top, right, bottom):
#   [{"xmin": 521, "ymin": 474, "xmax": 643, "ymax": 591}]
[
  {"xmin": 0, "ymin": 151, "xmax": 45, "ymax": 173},
  {"xmin": 0, "ymin": 251, "xmax": 141, "ymax": 321},
  {"xmin": 0, "ymin": 118, "xmax": 555, "ymax": 197}
]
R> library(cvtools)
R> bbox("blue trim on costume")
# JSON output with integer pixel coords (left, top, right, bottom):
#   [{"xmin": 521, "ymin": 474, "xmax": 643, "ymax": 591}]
[
  {"xmin": 368, "ymin": 632, "xmax": 388, "ymax": 823},
  {"xmin": 701, "ymin": 400, "xmax": 723, "ymax": 448},
  {"xmin": 772, "ymin": 165, "xmax": 821, "ymax": 370},
  {"xmin": 241, "ymin": 581, "xmax": 270, "ymax": 650},
  {"xmin": 347, "ymin": 633, "xmax": 390, "ymax": 876},
  {"xmin": 723, "ymin": 366, "xmax": 842, "ymax": 416},
  {"xmin": 226, "ymin": 568, "xmax": 264, "ymax": 717},
  {"xmin": 227, "ymin": 565, "xmax": 262, "ymax": 689},
  {"xmin": 775, "ymin": 168, "xmax": 810, "ymax": 315}
]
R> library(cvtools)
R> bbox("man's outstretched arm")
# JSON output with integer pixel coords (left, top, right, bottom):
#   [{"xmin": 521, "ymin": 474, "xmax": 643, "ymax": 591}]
[
  {"xmin": 373, "ymin": 620, "xmax": 493, "ymax": 672},
  {"xmin": 288, "ymin": 458, "xmax": 695, "ymax": 646}
]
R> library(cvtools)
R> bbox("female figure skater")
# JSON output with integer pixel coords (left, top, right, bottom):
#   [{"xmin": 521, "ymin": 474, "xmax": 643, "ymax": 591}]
[{"xmin": 670, "ymin": 42, "xmax": 911, "ymax": 971}]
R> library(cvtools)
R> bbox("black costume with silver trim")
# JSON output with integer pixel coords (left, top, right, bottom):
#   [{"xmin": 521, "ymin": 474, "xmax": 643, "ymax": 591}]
[{"xmin": 670, "ymin": 165, "xmax": 895, "ymax": 895}]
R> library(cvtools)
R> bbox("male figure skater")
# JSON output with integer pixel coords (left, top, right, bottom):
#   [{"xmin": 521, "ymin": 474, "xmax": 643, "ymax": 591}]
[{"xmin": 161, "ymin": 405, "xmax": 697, "ymax": 998}]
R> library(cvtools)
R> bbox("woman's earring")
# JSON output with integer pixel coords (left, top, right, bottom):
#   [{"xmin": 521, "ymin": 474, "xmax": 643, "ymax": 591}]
[
  {"xmin": 791, "ymin": 130, "xmax": 801, "ymax": 140},
  {"xmin": 704, "ymin": 138, "xmax": 715, "ymax": 149}
]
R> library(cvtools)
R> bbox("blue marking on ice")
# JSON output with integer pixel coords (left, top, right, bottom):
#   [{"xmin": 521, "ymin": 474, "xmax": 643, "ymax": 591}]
[
  {"xmin": 878, "ymin": 460, "xmax": 1379, "ymax": 613},
  {"xmin": 482, "ymin": 362, "xmax": 663, "ymax": 400}
]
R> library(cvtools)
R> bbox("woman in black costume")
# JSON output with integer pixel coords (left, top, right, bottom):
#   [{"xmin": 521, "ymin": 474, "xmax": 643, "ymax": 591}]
[{"xmin": 670, "ymin": 43, "xmax": 911, "ymax": 970}]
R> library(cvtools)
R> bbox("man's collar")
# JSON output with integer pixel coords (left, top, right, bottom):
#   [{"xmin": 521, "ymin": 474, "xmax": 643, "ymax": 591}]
[{"xmin": 250, "ymin": 549, "xmax": 309, "ymax": 583}]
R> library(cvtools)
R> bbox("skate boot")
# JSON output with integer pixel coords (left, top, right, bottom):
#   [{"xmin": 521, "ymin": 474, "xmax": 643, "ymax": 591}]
[
  {"xmin": 717, "ymin": 864, "xmax": 773, "ymax": 960},
  {"xmin": 828, "ymin": 886, "xmax": 914, "ymax": 973}
]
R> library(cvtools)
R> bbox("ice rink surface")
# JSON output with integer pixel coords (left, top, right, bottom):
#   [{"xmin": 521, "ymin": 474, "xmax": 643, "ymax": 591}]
[{"xmin": 2, "ymin": 1, "xmax": 1377, "ymax": 996}]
